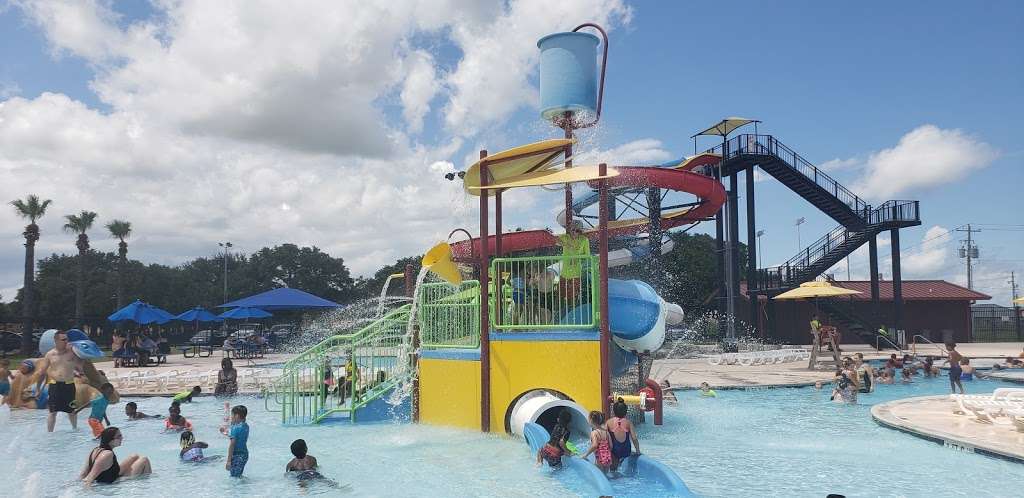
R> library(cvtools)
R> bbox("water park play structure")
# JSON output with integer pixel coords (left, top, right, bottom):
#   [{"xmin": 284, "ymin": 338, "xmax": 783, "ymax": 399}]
[
  {"xmin": 257, "ymin": 20, "xmax": 928, "ymax": 496},
  {"xmin": 261, "ymin": 23, "xmax": 709, "ymax": 495}
]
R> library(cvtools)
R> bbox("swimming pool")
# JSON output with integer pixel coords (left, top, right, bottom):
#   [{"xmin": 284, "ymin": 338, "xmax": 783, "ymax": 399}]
[{"xmin": 2, "ymin": 375, "xmax": 1022, "ymax": 497}]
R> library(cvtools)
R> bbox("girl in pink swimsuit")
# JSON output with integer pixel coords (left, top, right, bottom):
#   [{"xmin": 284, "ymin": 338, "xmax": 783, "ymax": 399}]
[{"xmin": 581, "ymin": 411, "xmax": 613, "ymax": 473}]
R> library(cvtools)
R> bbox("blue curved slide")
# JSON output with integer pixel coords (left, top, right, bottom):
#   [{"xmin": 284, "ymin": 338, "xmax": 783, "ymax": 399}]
[{"xmin": 524, "ymin": 422, "xmax": 697, "ymax": 497}]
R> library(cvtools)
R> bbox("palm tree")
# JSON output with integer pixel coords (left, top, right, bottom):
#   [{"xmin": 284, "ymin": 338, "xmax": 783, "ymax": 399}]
[
  {"xmin": 10, "ymin": 195, "xmax": 53, "ymax": 354},
  {"xmin": 64, "ymin": 210, "xmax": 98, "ymax": 328},
  {"xmin": 106, "ymin": 220, "xmax": 132, "ymax": 310}
]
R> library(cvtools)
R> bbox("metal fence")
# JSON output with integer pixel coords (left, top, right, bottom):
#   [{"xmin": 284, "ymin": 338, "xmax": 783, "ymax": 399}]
[
  {"xmin": 490, "ymin": 255, "xmax": 599, "ymax": 330},
  {"xmin": 418, "ymin": 280, "xmax": 480, "ymax": 349},
  {"xmin": 972, "ymin": 306, "xmax": 1023, "ymax": 342}
]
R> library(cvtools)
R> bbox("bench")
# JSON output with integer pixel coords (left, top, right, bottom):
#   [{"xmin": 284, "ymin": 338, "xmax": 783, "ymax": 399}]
[{"xmin": 178, "ymin": 344, "xmax": 213, "ymax": 358}]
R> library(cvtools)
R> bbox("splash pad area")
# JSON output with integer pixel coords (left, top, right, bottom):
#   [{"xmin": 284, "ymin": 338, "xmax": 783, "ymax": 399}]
[{"xmin": 4, "ymin": 20, "xmax": 1023, "ymax": 498}]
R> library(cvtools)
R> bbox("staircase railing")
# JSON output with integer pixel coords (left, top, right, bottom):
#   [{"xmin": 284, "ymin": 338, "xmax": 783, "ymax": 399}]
[
  {"xmin": 708, "ymin": 134, "xmax": 870, "ymax": 216},
  {"xmin": 911, "ymin": 334, "xmax": 948, "ymax": 357},
  {"xmin": 752, "ymin": 200, "xmax": 922, "ymax": 291},
  {"xmin": 868, "ymin": 200, "xmax": 920, "ymax": 226},
  {"xmin": 264, "ymin": 304, "xmax": 413, "ymax": 424}
]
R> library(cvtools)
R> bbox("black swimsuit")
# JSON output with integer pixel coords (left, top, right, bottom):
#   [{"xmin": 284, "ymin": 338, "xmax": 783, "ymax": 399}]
[{"xmin": 89, "ymin": 447, "xmax": 120, "ymax": 484}]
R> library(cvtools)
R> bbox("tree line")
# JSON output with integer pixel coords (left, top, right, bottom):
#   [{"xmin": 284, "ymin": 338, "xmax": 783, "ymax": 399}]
[{"xmin": 5, "ymin": 195, "xmax": 742, "ymax": 354}]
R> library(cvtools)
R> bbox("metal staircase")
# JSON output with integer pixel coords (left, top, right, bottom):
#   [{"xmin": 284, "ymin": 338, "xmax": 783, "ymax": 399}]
[
  {"xmin": 706, "ymin": 134, "xmax": 921, "ymax": 293},
  {"xmin": 818, "ymin": 298, "xmax": 885, "ymax": 348}
]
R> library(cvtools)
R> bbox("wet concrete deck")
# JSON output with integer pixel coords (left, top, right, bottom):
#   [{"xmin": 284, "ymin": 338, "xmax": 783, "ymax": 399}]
[{"xmin": 871, "ymin": 394, "xmax": 1024, "ymax": 463}]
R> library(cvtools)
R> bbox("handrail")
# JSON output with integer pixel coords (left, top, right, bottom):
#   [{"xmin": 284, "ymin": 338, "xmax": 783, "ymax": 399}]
[
  {"xmin": 875, "ymin": 334, "xmax": 903, "ymax": 353},
  {"xmin": 706, "ymin": 134, "xmax": 869, "ymax": 216},
  {"xmin": 911, "ymin": 334, "xmax": 947, "ymax": 357}
]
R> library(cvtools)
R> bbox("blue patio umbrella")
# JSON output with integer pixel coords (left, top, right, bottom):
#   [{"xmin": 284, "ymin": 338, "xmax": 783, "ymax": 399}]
[
  {"xmin": 218, "ymin": 306, "xmax": 273, "ymax": 320},
  {"xmin": 108, "ymin": 300, "xmax": 174, "ymax": 325},
  {"xmin": 174, "ymin": 307, "xmax": 223, "ymax": 323}
]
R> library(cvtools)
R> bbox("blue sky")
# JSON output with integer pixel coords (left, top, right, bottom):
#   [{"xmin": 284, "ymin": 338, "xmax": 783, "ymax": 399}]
[{"xmin": 0, "ymin": 0, "xmax": 1021, "ymax": 304}]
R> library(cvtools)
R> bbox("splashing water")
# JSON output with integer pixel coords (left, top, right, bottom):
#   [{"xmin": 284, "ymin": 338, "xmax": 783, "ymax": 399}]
[{"xmin": 387, "ymin": 265, "xmax": 436, "ymax": 408}]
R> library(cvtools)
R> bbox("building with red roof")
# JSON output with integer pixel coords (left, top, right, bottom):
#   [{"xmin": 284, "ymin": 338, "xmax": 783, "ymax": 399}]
[{"xmin": 740, "ymin": 280, "xmax": 991, "ymax": 345}]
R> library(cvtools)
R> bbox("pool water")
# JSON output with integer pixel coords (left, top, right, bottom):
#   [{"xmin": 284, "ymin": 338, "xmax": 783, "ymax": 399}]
[{"xmin": 2, "ymin": 375, "xmax": 1022, "ymax": 497}]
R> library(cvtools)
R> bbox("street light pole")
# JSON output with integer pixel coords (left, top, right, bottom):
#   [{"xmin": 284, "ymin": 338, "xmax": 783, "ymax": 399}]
[
  {"xmin": 756, "ymin": 230, "xmax": 764, "ymax": 268},
  {"xmin": 795, "ymin": 217, "xmax": 806, "ymax": 251},
  {"xmin": 218, "ymin": 242, "xmax": 233, "ymax": 303}
]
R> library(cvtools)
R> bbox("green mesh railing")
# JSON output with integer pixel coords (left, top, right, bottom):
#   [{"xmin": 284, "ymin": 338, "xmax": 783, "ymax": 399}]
[
  {"xmin": 264, "ymin": 304, "xmax": 413, "ymax": 425},
  {"xmin": 419, "ymin": 280, "xmax": 480, "ymax": 349},
  {"xmin": 490, "ymin": 255, "xmax": 599, "ymax": 330}
]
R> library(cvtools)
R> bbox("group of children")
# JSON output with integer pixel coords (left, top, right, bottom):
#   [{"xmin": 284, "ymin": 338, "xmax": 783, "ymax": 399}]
[{"xmin": 535, "ymin": 399, "xmax": 641, "ymax": 476}]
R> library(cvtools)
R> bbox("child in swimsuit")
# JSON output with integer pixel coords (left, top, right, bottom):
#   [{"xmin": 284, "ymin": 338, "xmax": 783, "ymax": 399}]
[
  {"xmin": 0, "ymin": 359, "xmax": 11, "ymax": 403},
  {"xmin": 165, "ymin": 405, "xmax": 193, "ymax": 431},
  {"xmin": 580, "ymin": 411, "xmax": 613, "ymax": 474},
  {"xmin": 80, "ymin": 383, "xmax": 115, "ymax": 438},
  {"xmin": 605, "ymin": 399, "xmax": 640, "ymax": 472},
  {"xmin": 173, "ymin": 386, "xmax": 202, "ymax": 403},
  {"xmin": 286, "ymin": 439, "xmax": 323, "ymax": 480},
  {"xmin": 536, "ymin": 409, "xmax": 573, "ymax": 468},
  {"xmin": 125, "ymin": 401, "xmax": 161, "ymax": 420},
  {"xmin": 180, "ymin": 430, "xmax": 213, "ymax": 462},
  {"xmin": 699, "ymin": 382, "xmax": 717, "ymax": 397}
]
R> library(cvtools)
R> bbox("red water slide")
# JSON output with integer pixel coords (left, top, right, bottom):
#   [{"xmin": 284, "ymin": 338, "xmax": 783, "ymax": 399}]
[{"xmin": 449, "ymin": 166, "xmax": 725, "ymax": 261}]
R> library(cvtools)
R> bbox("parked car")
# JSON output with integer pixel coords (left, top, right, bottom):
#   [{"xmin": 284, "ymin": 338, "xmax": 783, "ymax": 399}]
[
  {"xmin": 0, "ymin": 331, "xmax": 23, "ymax": 354},
  {"xmin": 189, "ymin": 329, "xmax": 228, "ymax": 347},
  {"xmin": 268, "ymin": 324, "xmax": 296, "ymax": 338}
]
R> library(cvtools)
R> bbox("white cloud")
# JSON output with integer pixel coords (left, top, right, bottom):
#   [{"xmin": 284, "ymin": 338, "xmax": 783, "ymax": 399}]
[
  {"xmin": 400, "ymin": 50, "xmax": 441, "ymax": 134},
  {"xmin": 900, "ymin": 225, "xmax": 953, "ymax": 277},
  {"xmin": 819, "ymin": 157, "xmax": 860, "ymax": 172},
  {"xmin": 2, "ymin": 0, "xmax": 633, "ymax": 294},
  {"xmin": 443, "ymin": 0, "xmax": 632, "ymax": 134},
  {"xmin": 853, "ymin": 125, "xmax": 999, "ymax": 200},
  {"xmin": 573, "ymin": 138, "xmax": 672, "ymax": 165}
]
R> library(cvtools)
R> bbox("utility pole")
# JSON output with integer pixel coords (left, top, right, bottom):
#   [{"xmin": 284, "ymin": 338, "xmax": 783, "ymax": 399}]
[
  {"xmin": 956, "ymin": 224, "xmax": 981, "ymax": 290},
  {"xmin": 218, "ymin": 241, "xmax": 233, "ymax": 303},
  {"xmin": 1011, "ymin": 271, "xmax": 1021, "ymax": 341}
]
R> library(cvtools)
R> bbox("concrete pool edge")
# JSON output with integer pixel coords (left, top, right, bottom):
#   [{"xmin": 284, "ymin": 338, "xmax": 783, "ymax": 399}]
[{"xmin": 871, "ymin": 395, "xmax": 1024, "ymax": 465}]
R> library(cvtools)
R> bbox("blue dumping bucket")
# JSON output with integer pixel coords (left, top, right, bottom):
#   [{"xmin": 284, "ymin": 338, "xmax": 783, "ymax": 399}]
[{"xmin": 537, "ymin": 32, "xmax": 599, "ymax": 121}]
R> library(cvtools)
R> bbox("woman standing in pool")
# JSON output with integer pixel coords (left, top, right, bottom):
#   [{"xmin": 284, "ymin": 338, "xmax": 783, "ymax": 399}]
[
  {"xmin": 80, "ymin": 427, "xmax": 151, "ymax": 486},
  {"xmin": 946, "ymin": 343, "xmax": 965, "ymax": 394}
]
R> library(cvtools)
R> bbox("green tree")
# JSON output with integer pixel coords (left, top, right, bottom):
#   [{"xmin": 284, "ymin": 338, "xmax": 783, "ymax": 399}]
[
  {"xmin": 246, "ymin": 244, "xmax": 357, "ymax": 303},
  {"xmin": 355, "ymin": 255, "xmax": 422, "ymax": 299},
  {"xmin": 10, "ymin": 194, "xmax": 53, "ymax": 353},
  {"xmin": 105, "ymin": 220, "xmax": 133, "ymax": 310},
  {"xmin": 63, "ymin": 210, "xmax": 99, "ymax": 327}
]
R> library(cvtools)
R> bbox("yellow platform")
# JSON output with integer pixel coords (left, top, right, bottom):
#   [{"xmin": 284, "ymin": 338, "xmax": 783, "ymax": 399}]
[
  {"xmin": 467, "ymin": 165, "xmax": 619, "ymax": 192},
  {"xmin": 463, "ymin": 139, "xmax": 573, "ymax": 197}
]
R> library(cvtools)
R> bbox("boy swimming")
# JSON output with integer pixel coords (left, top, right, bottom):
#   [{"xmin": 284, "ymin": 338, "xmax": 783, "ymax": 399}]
[
  {"xmin": 173, "ymin": 386, "xmax": 202, "ymax": 403},
  {"xmin": 125, "ymin": 401, "xmax": 161, "ymax": 419},
  {"xmin": 699, "ymin": 382, "xmax": 717, "ymax": 397},
  {"xmin": 286, "ymin": 439, "xmax": 323, "ymax": 479}
]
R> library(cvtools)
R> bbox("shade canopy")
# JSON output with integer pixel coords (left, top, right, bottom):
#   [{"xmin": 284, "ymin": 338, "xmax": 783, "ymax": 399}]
[
  {"xmin": 175, "ymin": 307, "xmax": 223, "ymax": 323},
  {"xmin": 773, "ymin": 281, "xmax": 862, "ymax": 300},
  {"xmin": 692, "ymin": 117, "xmax": 760, "ymax": 138},
  {"xmin": 108, "ymin": 300, "xmax": 175, "ymax": 324},
  {"xmin": 218, "ymin": 287, "xmax": 340, "ymax": 310},
  {"xmin": 218, "ymin": 306, "xmax": 273, "ymax": 320},
  {"xmin": 1015, "ymin": 297, "xmax": 1024, "ymax": 304}
]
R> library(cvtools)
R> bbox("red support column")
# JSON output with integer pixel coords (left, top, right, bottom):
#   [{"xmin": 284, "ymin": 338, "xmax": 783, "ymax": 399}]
[
  {"xmin": 564, "ymin": 114, "xmax": 574, "ymax": 229},
  {"xmin": 478, "ymin": 150, "xmax": 491, "ymax": 433},
  {"xmin": 598, "ymin": 162, "xmax": 611, "ymax": 418},
  {"xmin": 404, "ymin": 264, "xmax": 414, "ymax": 298},
  {"xmin": 644, "ymin": 378, "xmax": 664, "ymax": 426}
]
